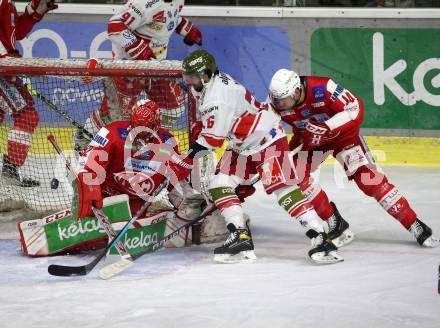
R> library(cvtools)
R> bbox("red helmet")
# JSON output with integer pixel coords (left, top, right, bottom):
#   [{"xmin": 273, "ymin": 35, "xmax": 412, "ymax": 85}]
[{"xmin": 131, "ymin": 99, "xmax": 161, "ymax": 132}]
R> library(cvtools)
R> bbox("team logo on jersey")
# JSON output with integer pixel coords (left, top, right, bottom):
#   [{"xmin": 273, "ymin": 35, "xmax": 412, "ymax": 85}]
[
  {"xmin": 114, "ymin": 171, "xmax": 157, "ymax": 197},
  {"xmin": 153, "ymin": 10, "xmax": 166, "ymax": 22},
  {"xmin": 312, "ymin": 86, "xmax": 325, "ymax": 100},
  {"xmin": 301, "ymin": 109, "xmax": 312, "ymax": 117},
  {"xmin": 117, "ymin": 128, "xmax": 128, "ymax": 140},
  {"xmin": 331, "ymin": 85, "xmax": 344, "ymax": 101},
  {"xmin": 167, "ymin": 21, "xmax": 175, "ymax": 31}
]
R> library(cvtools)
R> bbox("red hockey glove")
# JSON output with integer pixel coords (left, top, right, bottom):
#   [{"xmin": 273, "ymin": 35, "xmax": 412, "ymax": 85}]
[
  {"xmin": 183, "ymin": 26, "xmax": 202, "ymax": 46},
  {"xmin": 235, "ymin": 184, "xmax": 256, "ymax": 203},
  {"xmin": 125, "ymin": 37, "xmax": 156, "ymax": 60},
  {"xmin": 74, "ymin": 171, "xmax": 103, "ymax": 220},
  {"xmin": 26, "ymin": 0, "xmax": 58, "ymax": 21},
  {"xmin": 189, "ymin": 121, "xmax": 203, "ymax": 144},
  {"xmin": 302, "ymin": 120, "xmax": 330, "ymax": 149},
  {"xmin": 168, "ymin": 155, "xmax": 193, "ymax": 186},
  {"xmin": 176, "ymin": 18, "xmax": 202, "ymax": 46}
]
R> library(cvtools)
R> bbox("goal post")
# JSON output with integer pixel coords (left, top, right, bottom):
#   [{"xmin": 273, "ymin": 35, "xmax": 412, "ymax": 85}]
[{"xmin": 0, "ymin": 57, "xmax": 200, "ymax": 214}]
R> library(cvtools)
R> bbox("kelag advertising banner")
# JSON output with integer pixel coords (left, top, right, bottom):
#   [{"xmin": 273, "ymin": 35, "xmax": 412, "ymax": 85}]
[
  {"xmin": 16, "ymin": 22, "xmax": 290, "ymax": 102},
  {"xmin": 311, "ymin": 28, "xmax": 440, "ymax": 131}
]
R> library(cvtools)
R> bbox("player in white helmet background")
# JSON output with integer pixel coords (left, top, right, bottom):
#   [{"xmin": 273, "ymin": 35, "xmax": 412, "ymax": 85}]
[
  {"xmin": 166, "ymin": 49, "xmax": 344, "ymax": 264},
  {"xmin": 75, "ymin": 0, "xmax": 202, "ymax": 151},
  {"xmin": 267, "ymin": 68, "xmax": 439, "ymax": 248}
]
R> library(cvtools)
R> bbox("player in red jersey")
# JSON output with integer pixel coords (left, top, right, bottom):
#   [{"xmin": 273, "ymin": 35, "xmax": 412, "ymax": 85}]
[
  {"xmin": 267, "ymin": 68, "xmax": 438, "ymax": 248},
  {"xmin": 0, "ymin": 0, "xmax": 57, "ymax": 187},
  {"xmin": 76, "ymin": 98, "xmax": 202, "ymax": 221}
]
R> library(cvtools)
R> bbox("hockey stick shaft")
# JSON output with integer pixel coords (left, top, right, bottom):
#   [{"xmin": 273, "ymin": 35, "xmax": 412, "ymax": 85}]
[
  {"xmin": 26, "ymin": 83, "xmax": 94, "ymax": 140},
  {"xmin": 47, "ymin": 135, "xmax": 130, "ymax": 258},
  {"xmin": 99, "ymin": 203, "xmax": 217, "ymax": 279}
]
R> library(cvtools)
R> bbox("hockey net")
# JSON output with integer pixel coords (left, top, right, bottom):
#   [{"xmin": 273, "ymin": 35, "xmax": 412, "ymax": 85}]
[{"xmin": 0, "ymin": 58, "xmax": 214, "ymax": 220}]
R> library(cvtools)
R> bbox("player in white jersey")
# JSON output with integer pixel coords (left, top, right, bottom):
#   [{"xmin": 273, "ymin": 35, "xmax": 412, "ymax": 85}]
[
  {"xmin": 166, "ymin": 49, "xmax": 344, "ymax": 264},
  {"xmin": 76, "ymin": 0, "xmax": 202, "ymax": 150},
  {"xmin": 108, "ymin": 0, "xmax": 201, "ymax": 61}
]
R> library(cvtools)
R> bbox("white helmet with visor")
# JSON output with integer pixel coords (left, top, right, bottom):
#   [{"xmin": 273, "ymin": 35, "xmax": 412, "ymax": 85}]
[{"xmin": 268, "ymin": 69, "xmax": 301, "ymax": 108}]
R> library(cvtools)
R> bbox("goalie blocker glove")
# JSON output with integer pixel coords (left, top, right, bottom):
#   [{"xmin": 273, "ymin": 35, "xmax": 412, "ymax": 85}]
[{"xmin": 73, "ymin": 171, "xmax": 103, "ymax": 220}]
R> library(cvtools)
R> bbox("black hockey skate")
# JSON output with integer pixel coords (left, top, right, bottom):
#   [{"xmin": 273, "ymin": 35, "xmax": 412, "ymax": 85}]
[
  {"xmin": 306, "ymin": 229, "xmax": 344, "ymax": 264},
  {"xmin": 213, "ymin": 223, "xmax": 257, "ymax": 263},
  {"xmin": 408, "ymin": 219, "xmax": 439, "ymax": 247},
  {"xmin": 326, "ymin": 202, "xmax": 355, "ymax": 248},
  {"xmin": 1, "ymin": 155, "xmax": 40, "ymax": 188}
]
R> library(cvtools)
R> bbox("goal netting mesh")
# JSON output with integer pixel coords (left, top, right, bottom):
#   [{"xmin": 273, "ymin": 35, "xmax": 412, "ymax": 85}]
[{"xmin": 0, "ymin": 58, "xmax": 212, "ymax": 219}]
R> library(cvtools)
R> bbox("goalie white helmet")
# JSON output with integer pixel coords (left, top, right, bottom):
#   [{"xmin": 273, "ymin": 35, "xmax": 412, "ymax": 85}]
[{"xmin": 268, "ymin": 69, "xmax": 301, "ymax": 107}]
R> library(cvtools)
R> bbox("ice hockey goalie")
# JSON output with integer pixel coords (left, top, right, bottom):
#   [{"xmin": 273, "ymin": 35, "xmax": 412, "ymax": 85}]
[{"xmin": 17, "ymin": 99, "xmax": 227, "ymax": 256}]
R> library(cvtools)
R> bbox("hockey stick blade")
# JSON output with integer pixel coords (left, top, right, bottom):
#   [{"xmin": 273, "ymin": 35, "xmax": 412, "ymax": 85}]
[
  {"xmin": 47, "ymin": 180, "xmax": 167, "ymax": 277},
  {"xmin": 48, "ymin": 251, "xmax": 106, "ymax": 276},
  {"xmin": 98, "ymin": 204, "xmax": 217, "ymax": 279}
]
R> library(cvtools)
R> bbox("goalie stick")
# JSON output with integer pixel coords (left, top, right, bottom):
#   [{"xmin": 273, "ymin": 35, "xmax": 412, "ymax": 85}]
[
  {"xmin": 47, "ymin": 133, "xmax": 170, "ymax": 277},
  {"xmin": 25, "ymin": 82, "xmax": 94, "ymax": 141}
]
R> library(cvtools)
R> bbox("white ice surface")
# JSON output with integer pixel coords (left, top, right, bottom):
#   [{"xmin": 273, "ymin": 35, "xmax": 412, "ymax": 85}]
[{"xmin": 0, "ymin": 166, "xmax": 439, "ymax": 328}]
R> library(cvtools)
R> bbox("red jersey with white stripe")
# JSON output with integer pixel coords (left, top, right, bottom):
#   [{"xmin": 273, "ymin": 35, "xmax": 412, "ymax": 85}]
[
  {"xmin": 192, "ymin": 72, "xmax": 284, "ymax": 155},
  {"xmin": 0, "ymin": 0, "xmax": 36, "ymax": 57},
  {"xmin": 79, "ymin": 121, "xmax": 179, "ymax": 200},
  {"xmin": 108, "ymin": 0, "xmax": 185, "ymax": 60},
  {"xmin": 273, "ymin": 76, "xmax": 364, "ymax": 147}
]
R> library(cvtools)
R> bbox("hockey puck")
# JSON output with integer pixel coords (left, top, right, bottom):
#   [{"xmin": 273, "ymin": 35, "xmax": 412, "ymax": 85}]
[{"xmin": 50, "ymin": 178, "xmax": 59, "ymax": 190}]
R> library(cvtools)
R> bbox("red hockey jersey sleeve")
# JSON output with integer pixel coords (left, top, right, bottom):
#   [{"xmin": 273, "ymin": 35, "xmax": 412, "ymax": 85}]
[
  {"xmin": 324, "ymin": 78, "xmax": 364, "ymax": 133},
  {"xmin": 0, "ymin": 1, "xmax": 36, "ymax": 56}
]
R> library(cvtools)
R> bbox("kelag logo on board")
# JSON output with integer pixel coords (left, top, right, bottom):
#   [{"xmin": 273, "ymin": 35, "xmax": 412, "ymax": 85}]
[
  {"xmin": 311, "ymin": 28, "xmax": 440, "ymax": 131},
  {"xmin": 372, "ymin": 32, "xmax": 440, "ymax": 107}
]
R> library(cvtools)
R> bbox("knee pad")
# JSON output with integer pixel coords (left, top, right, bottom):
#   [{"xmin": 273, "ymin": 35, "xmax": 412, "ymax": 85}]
[{"xmin": 275, "ymin": 185, "xmax": 312, "ymax": 218}]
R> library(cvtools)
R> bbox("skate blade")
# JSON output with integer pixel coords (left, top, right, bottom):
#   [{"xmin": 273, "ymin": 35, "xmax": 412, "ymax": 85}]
[
  {"xmin": 214, "ymin": 250, "xmax": 257, "ymax": 264},
  {"xmin": 332, "ymin": 229, "xmax": 355, "ymax": 248},
  {"xmin": 422, "ymin": 236, "xmax": 440, "ymax": 248},
  {"xmin": 310, "ymin": 251, "xmax": 344, "ymax": 264}
]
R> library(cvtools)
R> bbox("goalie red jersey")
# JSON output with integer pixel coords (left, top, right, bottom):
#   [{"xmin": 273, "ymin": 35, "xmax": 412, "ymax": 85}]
[{"xmin": 79, "ymin": 120, "xmax": 178, "ymax": 214}]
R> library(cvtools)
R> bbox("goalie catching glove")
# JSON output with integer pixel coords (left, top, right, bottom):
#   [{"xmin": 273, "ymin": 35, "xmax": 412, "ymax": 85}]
[
  {"xmin": 26, "ymin": 0, "xmax": 58, "ymax": 22},
  {"xmin": 73, "ymin": 171, "xmax": 103, "ymax": 220}
]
